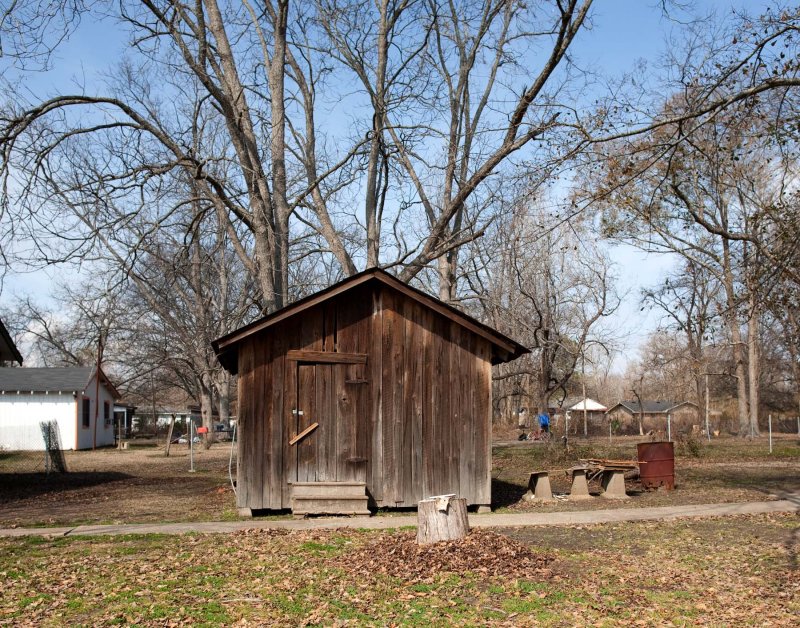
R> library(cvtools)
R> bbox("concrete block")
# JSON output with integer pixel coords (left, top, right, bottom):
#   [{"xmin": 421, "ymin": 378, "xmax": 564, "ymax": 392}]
[
  {"xmin": 600, "ymin": 470, "xmax": 629, "ymax": 499},
  {"xmin": 569, "ymin": 468, "xmax": 592, "ymax": 501},
  {"xmin": 525, "ymin": 471, "xmax": 555, "ymax": 502}
]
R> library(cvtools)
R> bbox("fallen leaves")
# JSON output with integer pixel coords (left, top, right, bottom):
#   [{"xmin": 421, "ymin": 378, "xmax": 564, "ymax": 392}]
[
  {"xmin": 0, "ymin": 514, "xmax": 798, "ymax": 626},
  {"xmin": 330, "ymin": 528, "xmax": 553, "ymax": 583}
]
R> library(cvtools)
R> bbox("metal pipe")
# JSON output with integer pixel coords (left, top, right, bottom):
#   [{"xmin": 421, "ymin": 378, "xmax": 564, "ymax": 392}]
[{"xmin": 189, "ymin": 419, "xmax": 195, "ymax": 473}]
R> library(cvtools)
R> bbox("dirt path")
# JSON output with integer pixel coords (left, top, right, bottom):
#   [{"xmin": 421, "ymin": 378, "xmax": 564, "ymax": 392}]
[
  {"xmin": 2, "ymin": 436, "xmax": 798, "ymax": 527},
  {"xmin": 0, "ymin": 444, "xmax": 238, "ymax": 527},
  {"xmin": 1, "ymin": 495, "xmax": 797, "ymax": 538}
]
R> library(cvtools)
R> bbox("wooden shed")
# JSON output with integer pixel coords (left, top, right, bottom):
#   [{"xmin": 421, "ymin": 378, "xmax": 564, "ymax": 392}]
[{"xmin": 213, "ymin": 268, "xmax": 528, "ymax": 515}]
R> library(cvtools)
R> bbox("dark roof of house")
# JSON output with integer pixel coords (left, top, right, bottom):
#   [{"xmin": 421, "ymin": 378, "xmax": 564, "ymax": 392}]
[
  {"xmin": 213, "ymin": 267, "xmax": 529, "ymax": 373},
  {"xmin": 0, "ymin": 366, "xmax": 120, "ymax": 398},
  {"xmin": 607, "ymin": 400, "xmax": 698, "ymax": 414},
  {"xmin": 0, "ymin": 318, "xmax": 23, "ymax": 365}
]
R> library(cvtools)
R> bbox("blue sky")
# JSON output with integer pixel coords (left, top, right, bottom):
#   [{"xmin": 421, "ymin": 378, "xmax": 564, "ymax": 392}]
[{"xmin": 0, "ymin": 1, "xmax": 769, "ymax": 371}]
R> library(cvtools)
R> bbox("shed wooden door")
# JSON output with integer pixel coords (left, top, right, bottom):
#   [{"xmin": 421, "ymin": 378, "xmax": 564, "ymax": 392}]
[{"xmin": 292, "ymin": 362, "xmax": 367, "ymax": 483}]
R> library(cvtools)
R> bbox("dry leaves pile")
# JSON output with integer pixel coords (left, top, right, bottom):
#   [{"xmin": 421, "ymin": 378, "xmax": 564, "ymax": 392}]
[{"xmin": 330, "ymin": 529, "xmax": 553, "ymax": 583}]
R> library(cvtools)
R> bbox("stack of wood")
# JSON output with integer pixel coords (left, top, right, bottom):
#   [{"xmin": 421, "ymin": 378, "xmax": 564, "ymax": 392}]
[
  {"xmin": 579, "ymin": 458, "xmax": 640, "ymax": 481},
  {"xmin": 580, "ymin": 458, "xmax": 639, "ymax": 469}
]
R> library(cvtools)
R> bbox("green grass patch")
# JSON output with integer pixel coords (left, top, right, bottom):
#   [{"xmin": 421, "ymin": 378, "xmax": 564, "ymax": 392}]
[{"xmin": 0, "ymin": 514, "xmax": 797, "ymax": 626}]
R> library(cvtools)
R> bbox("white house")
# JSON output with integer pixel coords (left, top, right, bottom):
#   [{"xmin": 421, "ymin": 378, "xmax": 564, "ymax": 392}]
[
  {"xmin": 567, "ymin": 397, "xmax": 608, "ymax": 416},
  {"xmin": 0, "ymin": 366, "xmax": 119, "ymax": 451}
]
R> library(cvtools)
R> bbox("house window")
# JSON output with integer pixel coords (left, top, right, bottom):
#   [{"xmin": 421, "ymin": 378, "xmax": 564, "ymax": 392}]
[
  {"xmin": 104, "ymin": 401, "xmax": 111, "ymax": 427},
  {"xmin": 82, "ymin": 398, "xmax": 91, "ymax": 428}
]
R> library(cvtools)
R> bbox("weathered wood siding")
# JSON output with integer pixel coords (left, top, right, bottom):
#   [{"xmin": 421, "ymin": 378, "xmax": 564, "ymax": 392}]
[
  {"xmin": 377, "ymin": 287, "xmax": 492, "ymax": 506},
  {"xmin": 236, "ymin": 283, "xmax": 492, "ymax": 510}
]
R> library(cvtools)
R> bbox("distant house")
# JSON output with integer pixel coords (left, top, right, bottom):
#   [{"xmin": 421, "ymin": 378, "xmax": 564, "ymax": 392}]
[
  {"xmin": 132, "ymin": 406, "xmax": 200, "ymax": 431},
  {"xmin": 567, "ymin": 398, "xmax": 609, "ymax": 431},
  {"xmin": 0, "ymin": 318, "xmax": 23, "ymax": 365},
  {"xmin": 113, "ymin": 403, "xmax": 138, "ymax": 439},
  {"xmin": 568, "ymin": 397, "xmax": 608, "ymax": 416},
  {"xmin": 543, "ymin": 398, "xmax": 609, "ymax": 434},
  {"xmin": 605, "ymin": 400, "xmax": 699, "ymax": 434},
  {"xmin": 0, "ymin": 367, "xmax": 120, "ymax": 451}
]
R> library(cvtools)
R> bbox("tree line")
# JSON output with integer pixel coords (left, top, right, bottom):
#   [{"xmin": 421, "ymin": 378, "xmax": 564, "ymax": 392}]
[{"xmin": 0, "ymin": 1, "xmax": 798, "ymax": 435}]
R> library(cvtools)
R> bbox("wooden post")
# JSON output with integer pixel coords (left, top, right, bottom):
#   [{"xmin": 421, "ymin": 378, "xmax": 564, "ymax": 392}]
[
  {"xmin": 164, "ymin": 414, "xmax": 176, "ymax": 457},
  {"xmin": 416, "ymin": 496, "xmax": 469, "ymax": 545},
  {"xmin": 768, "ymin": 414, "xmax": 772, "ymax": 454}
]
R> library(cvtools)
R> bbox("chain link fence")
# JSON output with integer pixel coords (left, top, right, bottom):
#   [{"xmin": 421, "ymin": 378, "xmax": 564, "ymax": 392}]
[{"xmin": 0, "ymin": 420, "xmax": 68, "ymax": 474}]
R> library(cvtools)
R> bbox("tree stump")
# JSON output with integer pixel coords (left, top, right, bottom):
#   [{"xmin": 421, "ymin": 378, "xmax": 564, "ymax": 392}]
[{"xmin": 416, "ymin": 495, "xmax": 469, "ymax": 545}]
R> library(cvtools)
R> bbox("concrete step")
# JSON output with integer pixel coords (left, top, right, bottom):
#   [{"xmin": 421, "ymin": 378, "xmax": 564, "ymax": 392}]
[
  {"xmin": 290, "ymin": 481, "xmax": 369, "ymax": 515},
  {"xmin": 289, "ymin": 481, "xmax": 367, "ymax": 499},
  {"xmin": 291, "ymin": 496, "xmax": 370, "ymax": 515}
]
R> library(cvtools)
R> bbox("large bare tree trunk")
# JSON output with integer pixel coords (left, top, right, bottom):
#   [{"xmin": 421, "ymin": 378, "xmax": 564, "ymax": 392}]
[
  {"xmin": 746, "ymin": 291, "xmax": 761, "ymax": 437},
  {"xmin": 438, "ymin": 255, "xmax": 457, "ymax": 302},
  {"xmin": 721, "ymin": 239, "xmax": 750, "ymax": 434},
  {"xmin": 787, "ymin": 311, "xmax": 800, "ymax": 422},
  {"xmin": 213, "ymin": 370, "xmax": 232, "ymax": 424}
]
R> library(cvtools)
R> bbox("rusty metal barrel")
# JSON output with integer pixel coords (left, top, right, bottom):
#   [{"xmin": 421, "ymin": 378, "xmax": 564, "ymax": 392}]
[{"xmin": 637, "ymin": 441, "xmax": 675, "ymax": 490}]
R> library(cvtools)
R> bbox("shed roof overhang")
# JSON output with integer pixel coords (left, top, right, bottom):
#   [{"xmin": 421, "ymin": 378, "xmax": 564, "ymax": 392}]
[
  {"xmin": 0, "ymin": 318, "xmax": 23, "ymax": 365},
  {"xmin": 213, "ymin": 268, "xmax": 529, "ymax": 374}
]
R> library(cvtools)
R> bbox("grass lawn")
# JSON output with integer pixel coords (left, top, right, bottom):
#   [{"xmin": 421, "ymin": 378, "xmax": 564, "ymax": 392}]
[{"xmin": 1, "ymin": 513, "xmax": 797, "ymax": 626}]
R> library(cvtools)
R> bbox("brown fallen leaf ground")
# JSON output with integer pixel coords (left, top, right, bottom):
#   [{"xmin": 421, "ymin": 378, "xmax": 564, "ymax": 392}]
[
  {"xmin": 491, "ymin": 434, "xmax": 800, "ymax": 513},
  {"xmin": 0, "ymin": 444, "xmax": 240, "ymax": 527},
  {"xmin": 0, "ymin": 435, "xmax": 798, "ymax": 527},
  {"xmin": 0, "ymin": 513, "xmax": 797, "ymax": 626}
]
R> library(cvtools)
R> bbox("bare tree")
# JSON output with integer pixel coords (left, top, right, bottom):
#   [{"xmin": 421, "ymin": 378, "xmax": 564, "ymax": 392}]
[
  {"xmin": 0, "ymin": 0, "xmax": 603, "ymax": 308},
  {"xmin": 470, "ymin": 202, "xmax": 618, "ymax": 420},
  {"xmin": 582, "ymin": 76, "xmax": 799, "ymax": 436},
  {"xmin": 642, "ymin": 260, "xmax": 720, "ymax": 411}
]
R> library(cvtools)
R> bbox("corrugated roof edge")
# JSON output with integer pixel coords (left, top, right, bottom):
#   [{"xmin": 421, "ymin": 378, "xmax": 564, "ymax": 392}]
[{"xmin": 212, "ymin": 267, "xmax": 529, "ymax": 374}]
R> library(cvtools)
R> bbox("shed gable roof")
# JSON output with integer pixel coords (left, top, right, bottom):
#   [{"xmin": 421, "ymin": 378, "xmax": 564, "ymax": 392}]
[
  {"xmin": 568, "ymin": 398, "xmax": 608, "ymax": 412},
  {"xmin": 213, "ymin": 268, "xmax": 529, "ymax": 373},
  {"xmin": 0, "ymin": 318, "xmax": 23, "ymax": 365},
  {"xmin": 0, "ymin": 366, "xmax": 120, "ymax": 398},
  {"xmin": 607, "ymin": 400, "xmax": 697, "ymax": 414}
]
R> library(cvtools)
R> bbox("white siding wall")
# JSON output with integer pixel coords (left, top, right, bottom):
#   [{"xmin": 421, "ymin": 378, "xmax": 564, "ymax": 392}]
[
  {"xmin": 75, "ymin": 375, "xmax": 116, "ymax": 450},
  {"xmin": 0, "ymin": 378, "xmax": 117, "ymax": 451},
  {"xmin": 0, "ymin": 393, "xmax": 77, "ymax": 451}
]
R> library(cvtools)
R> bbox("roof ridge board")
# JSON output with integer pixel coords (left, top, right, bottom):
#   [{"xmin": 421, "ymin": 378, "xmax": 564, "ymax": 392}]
[{"xmin": 213, "ymin": 268, "xmax": 528, "ymax": 358}]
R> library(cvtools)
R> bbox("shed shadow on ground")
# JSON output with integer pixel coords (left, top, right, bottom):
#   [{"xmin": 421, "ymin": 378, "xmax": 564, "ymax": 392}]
[
  {"xmin": 0, "ymin": 471, "xmax": 132, "ymax": 503},
  {"xmin": 491, "ymin": 478, "xmax": 528, "ymax": 509}
]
